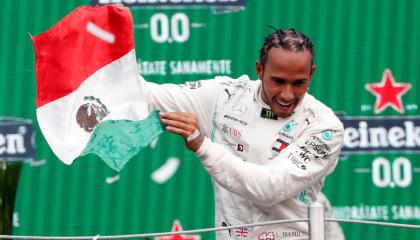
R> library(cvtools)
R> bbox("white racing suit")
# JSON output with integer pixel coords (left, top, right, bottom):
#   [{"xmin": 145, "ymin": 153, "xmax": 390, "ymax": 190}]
[{"xmin": 140, "ymin": 75, "xmax": 345, "ymax": 240}]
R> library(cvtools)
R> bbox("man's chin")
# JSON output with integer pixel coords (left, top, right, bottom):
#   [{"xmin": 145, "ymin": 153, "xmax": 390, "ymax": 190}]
[
  {"xmin": 273, "ymin": 104, "xmax": 296, "ymax": 118},
  {"xmin": 276, "ymin": 111, "xmax": 293, "ymax": 118}
]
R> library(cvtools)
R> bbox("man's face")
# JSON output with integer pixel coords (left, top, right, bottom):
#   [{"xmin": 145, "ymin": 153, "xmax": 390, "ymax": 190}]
[{"xmin": 256, "ymin": 47, "xmax": 315, "ymax": 118}]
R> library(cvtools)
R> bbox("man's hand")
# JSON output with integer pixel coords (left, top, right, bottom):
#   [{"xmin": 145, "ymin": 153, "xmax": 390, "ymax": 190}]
[{"xmin": 159, "ymin": 112, "xmax": 204, "ymax": 152}]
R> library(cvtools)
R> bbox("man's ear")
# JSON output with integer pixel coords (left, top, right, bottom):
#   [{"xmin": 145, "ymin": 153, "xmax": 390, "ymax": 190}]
[
  {"xmin": 256, "ymin": 61, "xmax": 264, "ymax": 79},
  {"xmin": 310, "ymin": 64, "xmax": 316, "ymax": 78},
  {"xmin": 306, "ymin": 65, "xmax": 316, "ymax": 87}
]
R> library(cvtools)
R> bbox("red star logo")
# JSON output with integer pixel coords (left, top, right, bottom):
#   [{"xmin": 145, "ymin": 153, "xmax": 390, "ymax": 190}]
[
  {"xmin": 155, "ymin": 220, "xmax": 201, "ymax": 240},
  {"xmin": 365, "ymin": 69, "xmax": 411, "ymax": 114}
]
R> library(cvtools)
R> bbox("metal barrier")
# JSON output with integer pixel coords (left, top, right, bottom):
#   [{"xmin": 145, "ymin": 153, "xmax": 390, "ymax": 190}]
[
  {"xmin": 1, "ymin": 202, "xmax": 419, "ymax": 240},
  {"xmin": 308, "ymin": 202, "xmax": 325, "ymax": 240}
]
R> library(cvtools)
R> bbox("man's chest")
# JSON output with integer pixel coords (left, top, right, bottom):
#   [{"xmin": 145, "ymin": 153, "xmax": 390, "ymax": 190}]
[{"xmin": 213, "ymin": 95, "xmax": 308, "ymax": 164}]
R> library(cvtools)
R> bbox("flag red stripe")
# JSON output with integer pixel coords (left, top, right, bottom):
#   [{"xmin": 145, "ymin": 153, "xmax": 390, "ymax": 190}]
[{"xmin": 33, "ymin": 5, "xmax": 134, "ymax": 108}]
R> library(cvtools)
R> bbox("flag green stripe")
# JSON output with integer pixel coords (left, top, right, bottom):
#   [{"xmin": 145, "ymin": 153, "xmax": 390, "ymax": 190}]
[{"xmin": 79, "ymin": 110, "xmax": 165, "ymax": 172}]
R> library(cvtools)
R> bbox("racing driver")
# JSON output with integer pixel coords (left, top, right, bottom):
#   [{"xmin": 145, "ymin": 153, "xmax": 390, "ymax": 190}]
[{"xmin": 141, "ymin": 28, "xmax": 345, "ymax": 240}]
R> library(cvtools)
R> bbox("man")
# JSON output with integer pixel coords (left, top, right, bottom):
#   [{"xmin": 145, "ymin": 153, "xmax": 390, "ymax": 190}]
[{"xmin": 141, "ymin": 28, "xmax": 344, "ymax": 239}]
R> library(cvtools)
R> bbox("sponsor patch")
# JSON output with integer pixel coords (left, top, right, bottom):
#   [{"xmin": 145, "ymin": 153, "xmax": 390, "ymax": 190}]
[
  {"xmin": 270, "ymin": 133, "xmax": 292, "ymax": 159},
  {"xmin": 280, "ymin": 230, "xmax": 308, "ymax": 239},
  {"xmin": 224, "ymin": 88, "xmax": 234, "ymax": 100},
  {"xmin": 272, "ymin": 139, "xmax": 289, "ymax": 153},
  {"xmin": 304, "ymin": 135, "xmax": 331, "ymax": 158},
  {"xmin": 223, "ymin": 114, "xmax": 248, "ymax": 125},
  {"xmin": 322, "ymin": 129, "xmax": 335, "ymax": 140},
  {"xmin": 278, "ymin": 131, "xmax": 293, "ymax": 140},
  {"xmin": 221, "ymin": 136, "xmax": 235, "ymax": 146},
  {"xmin": 298, "ymin": 145, "xmax": 320, "ymax": 163},
  {"xmin": 282, "ymin": 120, "xmax": 298, "ymax": 133},
  {"xmin": 222, "ymin": 124, "xmax": 242, "ymax": 137},
  {"xmin": 235, "ymin": 227, "xmax": 249, "ymax": 238},
  {"xmin": 221, "ymin": 221, "xmax": 232, "ymax": 237},
  {"xmin": 232, "ymin": 103, "xmax": 247, "ymax": 116},
  {"xmin": 224, "ymin": 78, "xmax": 250, "ymax": 88},
  {"xmin": 287, "ymin": 153, "xmax": 307, "ymax": 170},
  {"xmin": 178, "ymin": 80, "xmax": 202, "ymax": 89},
  {"xmin": 258, "ymin": 232, "xmax": 277, "ymax": 240},
  {"xmin": 260, "ymin": 108, "xmax": 278, "ymax": 120},
  {"xmin": 220, "ymin": 137, "xmax": 246, "ymax": 153}
]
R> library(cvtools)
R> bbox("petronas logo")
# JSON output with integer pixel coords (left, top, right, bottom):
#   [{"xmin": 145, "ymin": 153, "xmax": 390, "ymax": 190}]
[
  {"xmin": 283, "ymin": 120, "xmax": 298, "ymax": 132},
  {"xmin": 322, "ymin": 130, "xmax": 335, "ymax": 140},
  {"xmin": 76, "ymin": 96, "xmax": 109, "ymax": 133}
]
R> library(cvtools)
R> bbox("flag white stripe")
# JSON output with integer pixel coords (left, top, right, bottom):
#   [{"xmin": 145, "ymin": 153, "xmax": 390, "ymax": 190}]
[
  {"xmin": 37, "ymin": 50, "xmax": 147, "ymax": 164},
  {"xmin": 86, "ymin": 21, "xmax": 115, "ymax": 43}
]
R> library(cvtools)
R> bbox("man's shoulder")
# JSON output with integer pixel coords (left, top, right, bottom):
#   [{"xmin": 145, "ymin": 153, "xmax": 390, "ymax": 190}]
[
  {"xmin": 302, "ymin": 94, "xmax": 343, "ymax": 130},
  {"xmin": 214, "ymin": 75, "xmax": 259, "ymax": 89}
]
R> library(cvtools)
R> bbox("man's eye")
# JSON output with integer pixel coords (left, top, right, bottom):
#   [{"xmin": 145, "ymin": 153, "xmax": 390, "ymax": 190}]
[
  {"xmin": 293, "ymin": 81, "xmax": 306, "ymax": 86},
  {"xmin": 273, "ymin": 79, "xmax": 285, "ymax": 84}
]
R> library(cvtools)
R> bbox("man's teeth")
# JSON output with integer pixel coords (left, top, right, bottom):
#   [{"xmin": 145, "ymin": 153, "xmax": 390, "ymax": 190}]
[{"xmin": 277, "ymin": 100, "xmax": 293, "ymax": 107}]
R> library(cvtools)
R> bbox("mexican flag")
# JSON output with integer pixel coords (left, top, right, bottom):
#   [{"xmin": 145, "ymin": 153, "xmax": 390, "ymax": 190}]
[{"xmin": 33, "ymin": 5, "xmax": 164, "ymax": 171}]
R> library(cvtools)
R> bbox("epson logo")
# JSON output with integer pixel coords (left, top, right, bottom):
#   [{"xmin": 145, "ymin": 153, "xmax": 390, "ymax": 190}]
[
  {"xmin": 92, "ymin": 0, "xmax": 245, "ymax": 6},
  {"xmin": 339, "ymin": 115, "xmax": 420, "ymax": 155}
]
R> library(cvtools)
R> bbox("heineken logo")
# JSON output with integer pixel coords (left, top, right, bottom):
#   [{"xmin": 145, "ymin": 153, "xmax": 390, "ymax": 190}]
[
  {"xmin": 76, "ymin": 96, "xmax": 109, "ymax": 133},
  {"xmin": 340, "ymin": 68, "xmax": 419, "ymax": 157},
  {"xmin": 365, "ymin": 69, "xmax": 412, "ymax": 114},
  {"xmin": 0, "ymin": 117, "xmax": 35, "ymax": 159},
  {"xmin": 339, "ymin": 114, "xmax": 420, "ymax": 156}
]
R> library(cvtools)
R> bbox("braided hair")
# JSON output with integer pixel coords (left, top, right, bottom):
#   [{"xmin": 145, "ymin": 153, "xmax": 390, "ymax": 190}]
[{"xmin": 259, "ymin": 27, "xmax": 314, "ymax": 68}]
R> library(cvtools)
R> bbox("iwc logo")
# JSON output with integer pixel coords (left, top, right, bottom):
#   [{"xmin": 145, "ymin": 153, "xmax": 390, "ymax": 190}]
[{"xmin": 76, "ymin": 96, "xmax": 109, "ymax": 132}]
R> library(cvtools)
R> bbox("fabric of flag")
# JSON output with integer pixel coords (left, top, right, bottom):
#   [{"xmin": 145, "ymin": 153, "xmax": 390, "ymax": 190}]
[
  {"xmin": 33, "ymin": 5, "xmax": 164, "ymax": 171},
  {"xmin": 79, "ymin": 110, "xmax": 164, "ymax": 172}
]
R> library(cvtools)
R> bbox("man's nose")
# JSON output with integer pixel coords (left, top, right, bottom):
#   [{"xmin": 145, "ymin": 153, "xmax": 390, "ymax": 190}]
[{"xmin": 280, "ymin": 85, "xmax": 294, "ymax": 101}]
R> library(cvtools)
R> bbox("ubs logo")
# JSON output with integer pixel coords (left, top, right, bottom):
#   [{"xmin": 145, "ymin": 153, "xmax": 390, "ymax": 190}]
[{"xmin": 222, "ymin": 124, "xmax": 242, "ymax": 137}]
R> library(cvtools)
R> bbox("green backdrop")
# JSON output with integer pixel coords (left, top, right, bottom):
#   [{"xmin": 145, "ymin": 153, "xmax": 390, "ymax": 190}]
[{"xmin": 0, "ymin": 0, "xmax": 419, "ymax": 239}]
